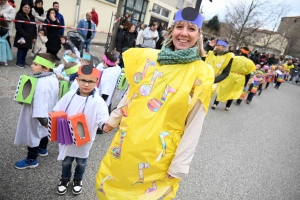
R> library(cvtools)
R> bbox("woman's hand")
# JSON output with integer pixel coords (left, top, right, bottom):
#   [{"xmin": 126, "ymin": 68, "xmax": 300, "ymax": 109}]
[
  {"xmin": 166, "ymin": 173, "xmax": 174, "ymax": 179},
  {"xmin": 50, "ymin": 13, "xmax": 56, "ymax": 21},
  {"xmin": 32, "ymin": 39, "xmax": 36, "ymax": 43}
]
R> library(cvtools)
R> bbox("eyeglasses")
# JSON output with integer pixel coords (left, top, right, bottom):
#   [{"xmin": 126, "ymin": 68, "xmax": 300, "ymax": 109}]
[{"xmin": 78, "ymin": 79, "xmax": 96, "ymax": 86}]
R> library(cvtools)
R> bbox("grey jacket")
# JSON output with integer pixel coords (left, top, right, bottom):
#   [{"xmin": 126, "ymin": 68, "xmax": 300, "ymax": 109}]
[{"xmin": 142, "ymin": 27, "xmax": 159, "ymax": 48}]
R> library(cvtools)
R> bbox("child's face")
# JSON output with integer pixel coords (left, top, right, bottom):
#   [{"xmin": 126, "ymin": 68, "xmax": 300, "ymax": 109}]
[
  {"xmin": 60, "ymin": 38, "xmax": 66, "ymax": 44},
  {"xmin": 31, "ymin": 62, "xmax": 44, "ymax": 73},
  {"xmin": 39, "ymin": 30, "xmax": 44, "ymax": 36},
  {"xmin": 76, "ymin": 74, "xmax": 98, "ymax": 96}
]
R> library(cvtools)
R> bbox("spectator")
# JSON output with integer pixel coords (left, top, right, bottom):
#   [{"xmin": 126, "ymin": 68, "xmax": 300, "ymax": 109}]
[
  {"xmin": 0, "ymin": 20, "xmax": 13, "ymax": 65},
  {"xmin": 116, "ymin": 22, "xmax": 136, "ymax": 68},
  {"xmin": 32, "ymin": 0, "xmax": 46, "ymax": 32},
  {"xmin": 290, "ymin": 66, "xmax": 300, "ymax": 83},
  {"xmin": 157, "ymin": 21, "xmax": 166, "ymax": 35},
  {"xmin": 91, "ymin": 7, "xmax": 98, "ymax": 27},
  {"xmin": 155, "ymin": 30, "xmax": 168, "ymax": 49},
  {"xmin": 120, "ymin": 13, "xmax": 130, "ymax": 26},
  {"xmin": 0, "ymin": 0, "xmax": 16, "ymax": 47},
  {"xmin": 142, "ymin": 21, "xmax": 158, "ymax": 49},
  {"xmin": 33, "ymin": 27, "xmax": 47, "ymax": 54},
  {"xmin": 228, "ymin": 46, "xmax": 234, "ymax": 52},
  {"xmin": 8, "ymin": 0, "xmax": 15, "ymax": 8},
  {"xmin": 77, "ymin": 12, "xmax": 96, "ymax": 53},
  {"xmin": 20, "ymin": 0, "xmax": 33, "ymax": 8},
  {"xmin": 251, "ymin": 52, "xmax": 260, "ymax": 65},
  {"xmin": 204, "ymin": 37, "xmax": 216, "ymax": 52},
  {"xmin": 14, "ymin": 3, "xmax": 37, "ymax": 68},
  {"xmin": 43, "ymin": 8, "xmax": 61, "ymax": 60},
  {"xmin": 53, "ymin": 1, "xmax": 64, "ymax": 36},
  {"xmin": 135, "ymin": 24, "xmax": 145, "ymax": 47}
]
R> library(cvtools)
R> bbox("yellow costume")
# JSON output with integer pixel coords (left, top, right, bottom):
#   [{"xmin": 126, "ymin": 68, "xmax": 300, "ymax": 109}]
[
  {"xmin": 284, "ymin": 63, "xmax": 294, "ymax": 72},
  {"xmin": 95, "ymin": 48, "xmax": 214, "ymax": 200},
  {"xmin": 217, "ymin": 56, "xmax": 256, "ymax": 101}
]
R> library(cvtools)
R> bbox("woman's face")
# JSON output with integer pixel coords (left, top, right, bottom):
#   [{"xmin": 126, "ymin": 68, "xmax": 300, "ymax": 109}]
[
  {"xmin": 22, "ymin": 4, "xmax": 31, "ymax": 14},
  {"xmin": 172, "ymin": 21, "xmax": 200, "ymax": 51},
  {"xmin": 36, "ymin": 2, "xmax": 43, "ymax": 8},
  {"xmin": 129, "ymin": 25, "xmax": 135, "ymax": 33}
]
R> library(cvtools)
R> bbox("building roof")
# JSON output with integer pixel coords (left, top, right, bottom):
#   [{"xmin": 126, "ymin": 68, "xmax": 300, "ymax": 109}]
[{"xmin": 281, "ymin": 16, "xmax": 300, "ymax": 19}]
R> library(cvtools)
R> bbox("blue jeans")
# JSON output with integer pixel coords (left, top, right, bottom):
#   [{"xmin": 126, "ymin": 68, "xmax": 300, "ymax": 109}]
[
  {"xmin": 84, "ymin": 38, "xmax": 92, "ymax": 52},
  {"xmin": 16, "ymin": 48, "xmax": 28, "ymax": 65},
  {"xmin": 61, "ymin": 156, "xmax": 88, "ymax": 180}
]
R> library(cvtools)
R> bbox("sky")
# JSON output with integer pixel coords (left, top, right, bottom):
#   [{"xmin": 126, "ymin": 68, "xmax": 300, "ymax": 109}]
[{"xmin": 201, "ymin": 0, "xmax": 300, "ymax": 22}]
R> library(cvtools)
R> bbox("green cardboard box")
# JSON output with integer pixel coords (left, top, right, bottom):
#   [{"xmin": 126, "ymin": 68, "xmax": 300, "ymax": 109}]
[
  {"xmin": 116, "ymin": 73, "xmax": 128, "ymax": 90},
  {"xmin": 58, "ymin": 80, "xmax": 70, "ymax": 99},
  {"xmin": 14, "ymin": 75, "xmax": 37, "ymax": 104}
]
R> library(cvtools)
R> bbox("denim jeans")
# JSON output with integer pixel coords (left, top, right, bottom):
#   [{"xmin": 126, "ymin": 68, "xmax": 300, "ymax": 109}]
[
  {"xmin": 84, "ymin": 38, "xmax": 92, "ymax": 52},
  {"xmin": 27, "ymin": 136, "xmax": 49, "ymax": 160},
  {"xmin": 61, "ymin": 156, "xmax": 88, "ymax": 180},
  {"xmin": 16, "ymin": 48, "xmax": 29, "ymax": 65}
]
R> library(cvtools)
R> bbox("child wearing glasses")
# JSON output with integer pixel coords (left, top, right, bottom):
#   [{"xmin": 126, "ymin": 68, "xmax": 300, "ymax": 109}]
[
  {"xmin": 53, "ymin": 64, "xmax": 109, "ymax": 195},
  {"xmin": 14, "ymin": 53, "xmax": 59, "ymax": 169}
]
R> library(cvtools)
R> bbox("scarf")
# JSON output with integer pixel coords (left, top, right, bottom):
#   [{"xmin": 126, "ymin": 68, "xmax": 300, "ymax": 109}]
[
  {"xmin": 33, "ymin": 6, "xmax": 44, "ymax": 16},
  {"xmin": 157, "ymin": 44, "xmax": 201, "ymax": 65},
  {"xmin": 33, "ymin": 71, "xmax": 54, "ymax": 78}
]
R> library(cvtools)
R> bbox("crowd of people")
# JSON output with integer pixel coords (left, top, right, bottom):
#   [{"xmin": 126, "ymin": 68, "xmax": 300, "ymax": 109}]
[{"xmin": 1, "ymin": 0, "xmax": 299, "ymax": 199}]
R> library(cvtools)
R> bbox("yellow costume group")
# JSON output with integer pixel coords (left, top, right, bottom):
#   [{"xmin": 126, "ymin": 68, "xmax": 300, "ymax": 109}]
[{"xmin": 95, "ymin": 48, "xmax": 214, "ymax": 200}]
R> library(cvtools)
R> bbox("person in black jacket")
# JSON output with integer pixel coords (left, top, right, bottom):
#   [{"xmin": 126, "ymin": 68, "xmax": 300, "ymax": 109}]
[
  {"xmin": 116, "ymin": 22, "xmax": 137, "ymax": 68},
  {"xmin": 43, "ymin": 8, "xmax": 61, "ymax": 60},
  {"xmin": 14, "ymin": 3, "xmax": 37, "ymax": 68}
]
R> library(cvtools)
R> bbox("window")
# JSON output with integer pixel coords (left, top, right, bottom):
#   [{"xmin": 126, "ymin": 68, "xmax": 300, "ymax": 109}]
[
  {"xmin": 105, "ymin": 0, "xmax": 116, "ymax": 4},
  {"xmin": 152, "ymin": 4, "xmax": 170, "ymax": 18}
]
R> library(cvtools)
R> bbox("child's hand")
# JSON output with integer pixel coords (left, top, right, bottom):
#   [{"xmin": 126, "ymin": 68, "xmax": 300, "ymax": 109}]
[
  {"xmin": 56, "ymin": 74, "xmax": 64, "ymax": 80},
  {"xmin": 103, "ymin": 123, "xmax": 113, "ymax": 133}
]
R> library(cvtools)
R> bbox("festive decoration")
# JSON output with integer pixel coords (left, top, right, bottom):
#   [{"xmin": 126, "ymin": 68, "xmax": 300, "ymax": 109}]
[
  {"xmin": 14, "ymin": 75, "xmax": 37, "ymax": 104},
  {"xmin": 48, "ymin": 111, "xmax": 67, "ymax": 142},
  {"xmin": 67, "ymin": 114, "xmax": 91, "ymax": 146}
]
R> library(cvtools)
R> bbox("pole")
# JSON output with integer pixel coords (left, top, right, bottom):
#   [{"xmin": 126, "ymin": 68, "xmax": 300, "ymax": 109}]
[
  {"xmin": 75, "ymin": 0, "xmax": 81, "ymax": 26},
  {"xmin": 105, "ymin": 12, "xmax": 115, "ymax": 52},
  {"xmin": 109, "ymin": 0, "xmax": 124, "ymax": 51}
]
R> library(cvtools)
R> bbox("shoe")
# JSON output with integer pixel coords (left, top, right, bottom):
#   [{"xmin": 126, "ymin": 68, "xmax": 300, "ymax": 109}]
[
  {"xmin": 72, "ymin": 178, "xmax": 82, "ymax": 195},
  {"xmin": 235, "ymin": 102, "xmax": 240, "ymax": 106},
  {"xmin": 211, "ymin": 104, "xmax": 216, "ymax": 109},
  {"xmin": 55, "ymin": 55, "xmax": 60, "ymax": 61},
  {"xmin": 246, "ymin": 101, "xmax": 250, "ymax": 104},
  {"xmin": 23, "ymin": 62, "xmax": 30, "ymax": 66},
  {"xmin": 14, "ymin": 158, "xmax": 38, "ymax": 169},
  {"xmin": 15, "ymin": 63, "xmax": 25, "ymax": 69},
  {"xmin": 38, "ymin": 148, "xmax": 48, "ymax": 157},
  {"xmin": 258, "ymin": 91, "xmax": 261, "ymax": 96},
  {"xmin": 225, "ymin": 107, "xmax": 230, "ymax": 111},
  {"xmin": 57, "ymin": 179, "xmax": 70, "ymax": 195}
]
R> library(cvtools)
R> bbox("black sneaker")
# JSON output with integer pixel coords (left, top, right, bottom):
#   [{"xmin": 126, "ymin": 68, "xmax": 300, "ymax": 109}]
[
  {"xmin": 72, "ymin": 178, "xmax": 82, "ymax": 195},
  {"xmin": 15, "ymin": 63, "xmax": 25, "ymax": 69},
  {"xmin": 57, "ymin": 179, "xmax": 70, "ymax": 195}
]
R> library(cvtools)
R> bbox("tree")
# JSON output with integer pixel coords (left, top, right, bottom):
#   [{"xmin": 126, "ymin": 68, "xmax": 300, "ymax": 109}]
[
  {"xmin": 109, "ymin": 0, "xmax": 123, "ymax": 51},
  {"xmin": 205, "ymin": 15, "xmax": 220, "ymax": 34},
  {"xmin": 223, "ymin": 0, "xmax": 285, "ymax": 47}
]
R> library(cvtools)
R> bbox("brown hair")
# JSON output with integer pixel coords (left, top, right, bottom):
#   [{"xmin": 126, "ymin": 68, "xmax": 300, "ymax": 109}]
[
  {"xmin": 37, "ymin": 53, "xmax": 56, "ymax": 71},
  {"xmin": 123, "ymin": 22, "xmax": 134, "ymax": 31},
  {"xmin": 64, "ymin": 62, "xmax": 78, "ymax": 70}
]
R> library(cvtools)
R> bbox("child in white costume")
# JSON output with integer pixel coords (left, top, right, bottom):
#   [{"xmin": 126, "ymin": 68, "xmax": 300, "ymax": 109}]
[
  {"xmin": 53, "ymin": 64, "xmax": 109, "ymax": 195},
  {"xmin": 33, "ymin": 28, "xmax": 48, "ymax": 54},
  {"xmin": 97, "ymin": 51, "xmax": 121, "ymax": 110},
  {"xmin": 14, "ymin": 53, "xmax": 59, "ymax": 169}
]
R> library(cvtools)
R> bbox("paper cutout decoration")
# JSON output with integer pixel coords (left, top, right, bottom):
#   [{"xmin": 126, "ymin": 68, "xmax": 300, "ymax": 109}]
[
  {"xmin": 111, "ymin": 130, "xmax": 127, "ymax": 158},
  {"xmin": 116, "ymin": 72, "xmax": 128, "ymax": 90},
  {"xmin": 98, "ymin": 175, "xmax": 115, "ymax": 196},
  {"xmin": 139, "ymin": 70, "xmax": 163, "ymax": 96},
  {"xmin": 68, "ymin": 114, "xmax": 91, "ymax": 146},
  {"xmin": 57, "ymin": 117, "xmax": 73, "ymax": 145},
  {"xmin": 147, "ymin": 85, "xmax": 176, "ymax": 112},
  {"xmin": 14, "ymin": 75, "xmax": 38, "ymax": 104},
  {"xmin": 156, "ymin": 132, "xmax": 170, "ymax": 161},
  {"xmin": 58, "ymin": 81, "xmax": 70, "ymax": 100},
  {"xmin": 132, "ymin": 162, "xmax": 150, "ymax": 186},
  {"xmin": 48, "ymin": 111, "xmax": 67, "ymax": 142},
  {"xmin": 133, "ymin": 59, "xmax": 156, "ymax": 84}
]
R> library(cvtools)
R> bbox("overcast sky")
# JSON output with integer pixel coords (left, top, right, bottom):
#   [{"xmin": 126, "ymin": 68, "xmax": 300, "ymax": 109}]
[{"xmin": 201, "ymin": 0, "xmax": 300, "ymax": 21}]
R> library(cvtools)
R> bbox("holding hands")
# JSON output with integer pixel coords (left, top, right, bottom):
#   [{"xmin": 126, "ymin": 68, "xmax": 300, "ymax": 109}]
[{"xmin": 103, "ymin": 123, "xmax": 113, "ymax": 133}]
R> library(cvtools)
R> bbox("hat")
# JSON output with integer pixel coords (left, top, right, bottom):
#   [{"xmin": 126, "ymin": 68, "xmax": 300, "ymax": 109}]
[
  {"xmin": 33, "ymin": 55, "xmax": 55, "ymax": 69},
  {"xmin": 174, "ymin": 0, "xmax": 212, "ymax": 28},
  {"xmin": 78, "ymin": 54, "xmax": 99, "ymax": 78}
]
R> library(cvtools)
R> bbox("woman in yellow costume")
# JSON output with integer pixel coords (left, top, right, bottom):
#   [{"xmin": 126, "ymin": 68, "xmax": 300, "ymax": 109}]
[
  {"xmin": 95, "ymin": 0, "xmax": 214, "ymax": 199},
  {"xmin": 211, "ymin": 47, "xmax": 256, "ymax": 109}
]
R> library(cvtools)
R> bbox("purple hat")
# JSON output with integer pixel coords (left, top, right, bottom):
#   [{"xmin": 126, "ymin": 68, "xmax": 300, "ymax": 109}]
[{"xmin": 174, "ymin": 0, "xmax": 212, "ymax": 28}]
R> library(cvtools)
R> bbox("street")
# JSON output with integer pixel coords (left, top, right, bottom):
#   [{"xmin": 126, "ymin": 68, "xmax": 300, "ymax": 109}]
[{"xmin": 0, "ymin": 46, "xmax": 300, "ymax": 200}]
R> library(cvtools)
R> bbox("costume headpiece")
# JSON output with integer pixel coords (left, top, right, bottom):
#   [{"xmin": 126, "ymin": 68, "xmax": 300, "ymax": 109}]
[
  {"xmin": 174, "ymin": 0, "xmax": 212, "ymax": 28},
  {"xmin": 33, "ymin": 55, "xmax": 55, "ymax": 69},
  {"xmin": 216, "ymin": 39, "xmax": 228, "ymax": 47},
  {"xmin": 63, "ymin": 55, "xmax": 77, "ymax": 63},
  {"xmin": 241, "ymin": 47, "xmax": 249, "ymax": 54},
  {"xmin": 65, "ymin": 64, "xmax": 80, "ymax": 76},
  {"xmin": 103, "ymin": 54, "xmax": 116, "ymax": 66},
  {"xmin": 82, "ymin": 53, "xmax": 91, "ymax": 60},
  {"xmin": 78, "ymin": 55, "xmax": 99, "ymax": 78}
]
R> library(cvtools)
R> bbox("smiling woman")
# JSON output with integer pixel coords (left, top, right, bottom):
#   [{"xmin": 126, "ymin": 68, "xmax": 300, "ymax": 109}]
[{"xmin": 95, "ymin": 0, "xmax": 214, "ymax": 199}]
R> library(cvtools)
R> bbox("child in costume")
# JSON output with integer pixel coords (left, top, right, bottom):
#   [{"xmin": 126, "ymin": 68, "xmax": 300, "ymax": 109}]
[
  {"xmin": 246, "ymin": 71, "xmax": 263, "ymax": 104},
  {"xmin": 33, "ymin": 28, "xmax": 48, "ymax": 54},
  {"xmin": 14, "ymin": 53, "xmax": 59, "ymax": 169},
  {"xmin": 95, "ymin": 1, "xmax": 214, "ymax": 199},
  {"xmin": 274, "ymin": 67, "xmax": 285, "ymax": 89},
  {"xmin": 60, "ymin": 35, "xmax": 81, "ymax": 60},
  {"xmin": 0, "ymin": 20, "xmax": 13, "ymax": 66},
  {"xmin": 53, "ymin": 64, "xmax": 109, "ymax": 195},
  {"xmin": 54, "ymin": 53, "xmax": 79, "ymax": 82}
]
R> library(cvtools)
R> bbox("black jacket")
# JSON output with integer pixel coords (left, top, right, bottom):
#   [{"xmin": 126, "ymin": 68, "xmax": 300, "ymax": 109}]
[
  {"xmin": 116, "ymin": 29, "xmax": 137, "ymax": 53},
  {"xmin": 13, "ymin": 12, "xmax": 37, "ymax": 49},
  {"xmin": 43, "ymin": 17, "xmax": 61, "ymax": 52}
]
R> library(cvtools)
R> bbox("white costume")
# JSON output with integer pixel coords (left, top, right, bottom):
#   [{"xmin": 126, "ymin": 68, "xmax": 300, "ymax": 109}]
[
  {"xmin": 14, "ymin": 74, "xmax": 59, "ymax": 147},
  {"xmin": 54, "ymin": 64, "xmax": 69, "ymax": 82},
  {"xmin": 53, "ymin": 90, "xmax": 109, "ymax": 160}
]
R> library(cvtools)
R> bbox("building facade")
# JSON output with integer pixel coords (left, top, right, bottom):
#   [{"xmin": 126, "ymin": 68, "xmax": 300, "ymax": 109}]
[{"xmin": 14, "ymin": 0, "xmax": 197, "ymax": 33}]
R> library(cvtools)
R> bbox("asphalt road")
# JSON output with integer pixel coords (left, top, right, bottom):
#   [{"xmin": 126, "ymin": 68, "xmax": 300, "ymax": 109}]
[{"xmin": 0, "ymin": 46, "xmax": 300, "ymax": 200}]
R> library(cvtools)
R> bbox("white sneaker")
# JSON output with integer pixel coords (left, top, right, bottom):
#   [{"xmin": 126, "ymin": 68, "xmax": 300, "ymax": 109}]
[
  {"xmin": 72, "ymin": 179, "xmax": 82, "ymax": 195},
  {"xmin": 57, "ymin": 179, "xmax": 70, "ymax": 195}
]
